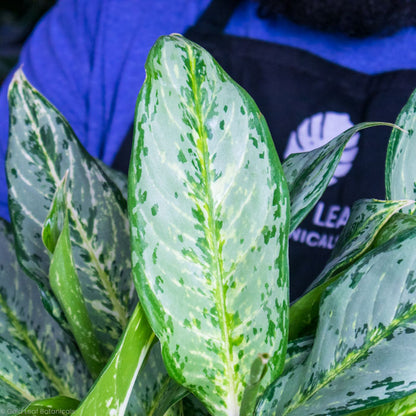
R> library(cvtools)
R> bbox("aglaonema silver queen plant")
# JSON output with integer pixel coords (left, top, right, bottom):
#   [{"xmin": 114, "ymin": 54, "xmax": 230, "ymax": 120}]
[{"xmin": 1, "ymin": 34, "xmax": 416, "ymax": 416}]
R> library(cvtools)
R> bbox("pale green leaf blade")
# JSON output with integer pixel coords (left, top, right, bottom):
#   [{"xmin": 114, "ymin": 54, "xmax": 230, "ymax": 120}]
[
  {"xmin": 129, "ymin": 35, "xmax": 290, "ymax": 415},
  {"xmin": 284, "ymin": 122, "xmax": 396, "ymax": 232},
  {"xmin": 0, "ymin": 218, "xmax": 91, "ymax": 406},
  {"xmin": 289, "ymin": 198, "xmax": 412, "ymax": 340},
  {"xmin": 257, "ymin": 226, "xmax": 416, "ymax": 415},
  {"xmin": 6, "ymin": 70, "xmax": 135, "ymax": 354},
  {"xmin": 385, "ymin": 88, "xmax": 416, "ymax": 203},
  {"xmin": 74, "ymin": 303, "xmax": 154, "ymax": 416},
  {"xmin": 15, "ymin": 396, "xmax": 80, "ymax": 416}
]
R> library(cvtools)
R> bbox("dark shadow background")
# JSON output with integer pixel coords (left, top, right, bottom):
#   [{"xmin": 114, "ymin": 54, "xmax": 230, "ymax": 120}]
[{"xmin": 0, "ymin": 0, "xmax": 55, "ymax": 84}]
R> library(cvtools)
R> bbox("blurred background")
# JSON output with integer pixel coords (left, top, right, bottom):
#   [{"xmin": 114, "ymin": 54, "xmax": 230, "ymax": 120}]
[{"xmin": 0, "ymin": 0, "xmax": 55, "ymax": 84}]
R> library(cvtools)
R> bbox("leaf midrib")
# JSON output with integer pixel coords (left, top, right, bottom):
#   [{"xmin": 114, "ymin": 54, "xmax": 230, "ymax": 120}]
[
  {"xmin": 0, "ymin": 291, "xmax": 73, "ymax": 397},
  {"xmin": 186, "ymin": 44, "xmax": 239, "ymax": 414}
]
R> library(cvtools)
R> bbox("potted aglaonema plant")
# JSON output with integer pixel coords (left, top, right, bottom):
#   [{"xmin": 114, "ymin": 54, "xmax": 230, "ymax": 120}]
[{"xmin": 1, "ymin": 34, "xmax": 416, "ymax": 416}]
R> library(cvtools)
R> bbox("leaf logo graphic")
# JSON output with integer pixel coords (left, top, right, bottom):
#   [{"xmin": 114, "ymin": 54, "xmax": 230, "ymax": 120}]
[{"xmin": 284, "ymin": 112, "xmax": 360, "ymax": 185}]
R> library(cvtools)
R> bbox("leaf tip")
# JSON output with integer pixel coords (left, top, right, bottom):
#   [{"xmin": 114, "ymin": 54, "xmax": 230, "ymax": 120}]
[{"xmin": 8, "ymin": 67, "xmax": 26, "ymax": 94}]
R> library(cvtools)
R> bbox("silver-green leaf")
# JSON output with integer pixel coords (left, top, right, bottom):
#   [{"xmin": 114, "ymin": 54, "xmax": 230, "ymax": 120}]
[
  {"xmin": 289, "ymin": 198, "xmax": 412, "ymax": 340},
  {"xmin": 256, "ymin": 225, "xmax": 416, "ymax": 415},
  {"xmin": 0, "ymin": 219, "xmax": 91, "ymax": 412},
  {"xmin": 6, "ymin": 70, "xmax": 135, "ymax": 354},
  {"xmin": 129, "ymin": 35, "xmax": 290, "ymax": 416},
  {"xmin": 283, "ymin": 122, "xmax": 397, "ymax": 232}
]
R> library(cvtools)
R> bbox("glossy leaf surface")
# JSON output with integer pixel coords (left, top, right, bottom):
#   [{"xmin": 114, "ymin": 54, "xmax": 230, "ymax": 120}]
[
  {"xmin": 73, "ymin": 303, "xmax": 154, "ymax": 416},
  {"xmin": 289, "ymin": 199, "xmax": 412, "ymax": 339},
  {"xmin": 6, "ymin": 70, "xmax": 134, "ymax": 354},
  {"xmin": 129, "ymin": 35, "xmax": 290, "ymax": 415},
  {"xmin": 385, "ymin": 88, "xmax": 416, "ymax": 205},
  {"xmin": 16, "ymin": 396, "xmax": 80, "ymax": 415},
  {"xmin": 283, "ymin": 122, "xmax": 395, "ymax": 232},
  {"xmin": 0, "ymin": 219, "xmax": 91, "ymax": 413},
  {"xmin": 257, "ymin": 226, "xmax": 416, "ymax": 415},
  {"xmin": 49, "ymin": 214, "xmax": 106, "ymax": 378}
]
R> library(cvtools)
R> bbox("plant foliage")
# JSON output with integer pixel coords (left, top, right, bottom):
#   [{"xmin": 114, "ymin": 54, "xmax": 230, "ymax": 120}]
[{"xmin": 0, "ymin": 34, "xmax": 416, "ymax": 416}]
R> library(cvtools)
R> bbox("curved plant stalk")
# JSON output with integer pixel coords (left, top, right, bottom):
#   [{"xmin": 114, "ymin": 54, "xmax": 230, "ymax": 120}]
[
  {"xmin": 73, "ymin": 303, "xmax": 154, "ymax": 416},
  {"xmin": 49, "ymin": 213, "xmax": 106, "ymax": 378},
  {"xmin": 129, "ymin": 34, "xmax": 290, "ymax": 416}
]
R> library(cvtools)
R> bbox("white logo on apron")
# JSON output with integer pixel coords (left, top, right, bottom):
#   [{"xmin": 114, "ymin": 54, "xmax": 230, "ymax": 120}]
[{"xmin": 284, "ymin": 112, "xmax": 360, "ymax": 185}]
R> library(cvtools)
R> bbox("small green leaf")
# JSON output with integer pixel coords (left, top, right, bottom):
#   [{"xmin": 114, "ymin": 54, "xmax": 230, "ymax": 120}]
[
  {"xmin": 283, "ymin": 122, "xmax": 398, "ymax": 232},
  {"xmin": 385, "ymin": 88, "xmax": 416, "ymax": 206},
  {"xmin": 42, "ymin": 171, "xmax": 68, "ymax": 255},
  {"xmin": 289, "ymin": 199, "xmax": 412, "ymax": 340},
  {"xmin": 15, "ymin": 396, "xmax": 80, "ymax": 416},
  {"xmin": 49, "ymin": 213, "xmax": 106, "ymax": 378},
  {"xmin": 73, "ymin": 303, "xmax": 154, "ymax": 416},
  {"xmin": 129, "ymin": 35, "xmax": 290, "ymax": 415}
]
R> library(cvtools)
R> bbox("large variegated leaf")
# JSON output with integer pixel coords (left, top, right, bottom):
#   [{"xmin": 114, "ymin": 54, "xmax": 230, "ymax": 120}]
[
  {"xmin": 289, "ymin": 199, "xmax": 412, "ymax": 340},
  {"xmin": 6, "ymin": 70, "xmax": 134, "ymax": 354},
  {"xmin": 283, "ymin": 122, "xmax": 396, "ymax": 232},
  {"xmin": 129, "ymin": 35, "xmax": 290, "ymax": 416},
  {"xmin": 256, "ymin": 225, "xmax": 416, "ymax": 415},
  {"xmin": 385, "ymin": 88, "xmax": 416, "ymax": 205},
  {"xmin": 0, "ymin": 219, "xmax": 91, "ymax": 412},
  {"xmin": 73, "ymin": 303, "xmax": 154, "ymax": 416}
]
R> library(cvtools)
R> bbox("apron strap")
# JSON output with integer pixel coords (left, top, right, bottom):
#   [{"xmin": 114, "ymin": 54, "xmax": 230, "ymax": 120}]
[{"xmin": 186, "ymin": 0, "xmax": 241, "ymax": 35}]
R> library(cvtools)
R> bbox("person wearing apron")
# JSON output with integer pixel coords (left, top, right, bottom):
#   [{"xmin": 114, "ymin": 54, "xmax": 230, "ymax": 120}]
[
  {"xmin": 113, "ymin": 0, "xmax": 416, "ymax": 300},
  {"xmin": 1, "ymin": 0, "xmax": 415, "ymax": 299}
]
